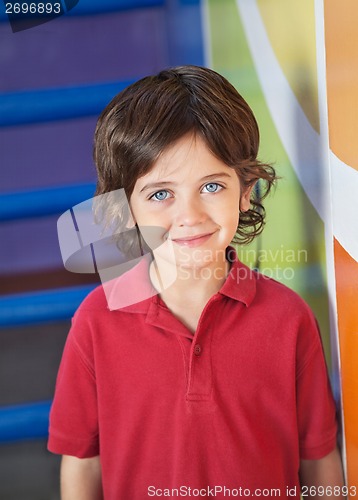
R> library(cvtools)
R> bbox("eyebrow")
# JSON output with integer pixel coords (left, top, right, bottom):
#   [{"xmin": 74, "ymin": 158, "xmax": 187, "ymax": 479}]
[{"xmin": 139, "ymin": 172, "xmax": 232, "ymax": 193}]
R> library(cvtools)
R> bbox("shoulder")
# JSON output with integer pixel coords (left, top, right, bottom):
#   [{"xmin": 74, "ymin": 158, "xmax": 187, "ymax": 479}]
[
  {"xmin": 76, "ymin": 283, "xmax": 109, "ymax": 313},
  {"xmin": 251, "ymin": 273, "xmax": 325, "ymax": 370},
  {"xmin": 250, "ymin": 271, "xmax": 321, "ymax": 350},
  {"xmin": 253, "ymin": 271, "xmax": 314, "ymax": 319},
  {"xmin": 74, "ymin": 254, "xmax": 153, "ymax": 315},
  {"xmin": 227, "ymin": 255, "xmax": 315, "ymax": 324},
  {"xmin": 66, "ymin": 285, "xmax": 111, "ymax": 337},
  {"xmin": 66, "ymin": 285, "xmax": 110, "ymax": 354}
]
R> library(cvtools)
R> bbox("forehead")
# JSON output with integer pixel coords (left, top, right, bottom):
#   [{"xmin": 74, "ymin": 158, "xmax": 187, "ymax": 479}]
[{"xmin": 135, "ymin": 133, "xmax": 236, "ymax": 187}]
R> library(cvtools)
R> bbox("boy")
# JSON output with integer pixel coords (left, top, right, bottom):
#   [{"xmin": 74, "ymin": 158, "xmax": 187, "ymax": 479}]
[{"xmin": 48, "ymin": 66, "xmax": 344, "ymax": 499}]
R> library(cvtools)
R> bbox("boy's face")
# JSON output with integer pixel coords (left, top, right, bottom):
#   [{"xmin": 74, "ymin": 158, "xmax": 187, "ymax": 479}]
[{"xmin": 129, "ymin": 133, "xmax": 252, "ymax": 271}]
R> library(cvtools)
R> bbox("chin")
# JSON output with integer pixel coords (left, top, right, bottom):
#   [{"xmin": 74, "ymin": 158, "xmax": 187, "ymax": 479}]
[{"xmin": 177, "ymin": 259, "xmax": 212, "ymax": 271}]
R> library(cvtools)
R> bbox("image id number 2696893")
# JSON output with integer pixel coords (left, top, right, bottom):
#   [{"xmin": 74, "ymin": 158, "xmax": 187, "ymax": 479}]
[
  {"xmin": 5, "ymin": 2, "xmax": 61, "ymax": 15},
  {"xmin": 301, "ymin": 485, "xmax": 356, "ymax": 497}
]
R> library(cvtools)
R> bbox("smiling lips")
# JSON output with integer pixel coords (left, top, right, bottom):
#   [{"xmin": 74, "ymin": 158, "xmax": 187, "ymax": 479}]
[{"xmin": 171, "ymin": 232, "xmax": 215, "ymax": 248}]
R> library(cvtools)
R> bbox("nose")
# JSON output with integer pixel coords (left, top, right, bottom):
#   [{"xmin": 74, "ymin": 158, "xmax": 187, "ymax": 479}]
[{"xmin": 173, "ymin": 195, "xmax": 207, "ymax": 227}]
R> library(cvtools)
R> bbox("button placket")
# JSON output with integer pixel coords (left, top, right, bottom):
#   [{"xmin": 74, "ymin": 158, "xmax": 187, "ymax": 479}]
[
  {"xmin": 186, "ymin": 320, "xmax": 214, "ymax": 401},
  {"xmin": 186, "ymin": 297, "xmax": 222, "ymax": 400}
]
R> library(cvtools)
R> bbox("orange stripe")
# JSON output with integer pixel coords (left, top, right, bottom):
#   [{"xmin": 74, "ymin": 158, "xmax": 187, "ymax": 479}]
[
  {"xmin": 333, "ymin": 239, "xmax": 358, "ymax": 486},
  {"xmin": 325, "ymin": 0, "xmax": 358, "ymax": 170}
]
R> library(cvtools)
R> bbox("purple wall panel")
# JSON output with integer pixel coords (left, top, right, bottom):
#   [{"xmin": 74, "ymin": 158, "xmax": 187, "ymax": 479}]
[
  {"xmin": 0, "ymin": 2, "xmax": 204, "ymax": 276},
  {"xmin": 0, "ymin": 10, "xmax": 168, "ymax": 91},
  {"xmin": 0, "ymin": 217, "xmax": 61, "ymax": 274},
  {"xmin": 0, "ymin": 117, "xmax": 97, "ymax": 192},
  {"xmin": 0, "ymin": 8, "xmax": 168, "ymax": 274}
]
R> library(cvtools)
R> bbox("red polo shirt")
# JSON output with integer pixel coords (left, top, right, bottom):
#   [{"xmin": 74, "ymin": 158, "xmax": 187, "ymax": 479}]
[{"xmin": 48, "ymin": 250, "xmax": 337, "ymax": 499}]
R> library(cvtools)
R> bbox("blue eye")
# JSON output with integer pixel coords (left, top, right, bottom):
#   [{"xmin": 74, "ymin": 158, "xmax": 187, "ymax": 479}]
[
  {"xmin": 151, "ymin": 190, "xmax": 170, "ymax": 201},
  {"xmin": 202, "ymin": 183, "xmax": 222, "ymax": 193}
]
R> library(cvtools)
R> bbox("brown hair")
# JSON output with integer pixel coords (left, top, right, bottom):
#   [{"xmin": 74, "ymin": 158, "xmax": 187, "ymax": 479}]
[{"xmin": 93, "ymin": 65, "xmax": 277, "ymax": 245}]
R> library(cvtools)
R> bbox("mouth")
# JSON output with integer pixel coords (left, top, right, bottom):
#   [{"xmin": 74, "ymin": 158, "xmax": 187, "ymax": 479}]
[{"xmin": 170, "ymin": 232, "xmax": 215, "ymax": 248}]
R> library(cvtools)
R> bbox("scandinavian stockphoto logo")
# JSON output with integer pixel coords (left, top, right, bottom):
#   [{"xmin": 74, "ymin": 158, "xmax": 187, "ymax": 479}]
[
  {"xmin": 3, "ymin": 0, "xmax": 79, "ymax": 32},
  {"xmin": 57, "ymin": 189, "xmax": 177, "ymax": 310}
]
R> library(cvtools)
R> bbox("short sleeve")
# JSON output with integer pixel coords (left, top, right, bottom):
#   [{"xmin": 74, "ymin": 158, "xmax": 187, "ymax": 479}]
[
  {"xmin": 296, "ymin": 315, "xmax": 338, "ymax": 460},
  {"xmin": 47, "ymin": 312, "xmax": 100, "ymax": 458}
]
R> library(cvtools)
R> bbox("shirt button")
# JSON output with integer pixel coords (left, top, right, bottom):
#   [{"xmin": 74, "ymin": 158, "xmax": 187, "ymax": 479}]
[{"xmin": 194, "ymin": 344, "xmax": 202, "ymax": 356}]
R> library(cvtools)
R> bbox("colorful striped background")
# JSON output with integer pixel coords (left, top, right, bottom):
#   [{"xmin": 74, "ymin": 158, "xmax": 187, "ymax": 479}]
[{"xmin": 206, "ymin": 0, "xmax": 358, "ymax": 487}]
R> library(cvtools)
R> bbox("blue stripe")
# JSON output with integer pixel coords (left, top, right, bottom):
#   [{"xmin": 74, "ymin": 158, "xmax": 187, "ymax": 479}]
[
  {"xmin": 0, "ymin": 285, "xmax": 97, "ymax": 327},
  {"xmin": 0, "ymin": 401, "xmax": 52, "ymax": 443},
  {"xmin": 0, "ymin": 183, "xmax": 96, "ymax": 221},
  {"xmin": 64, "ymin": 0, "xmax": 165, "ymax": 16},
  {"xmin": 0, "ymin": 80, "xmax": 135, "ymax": 127}
]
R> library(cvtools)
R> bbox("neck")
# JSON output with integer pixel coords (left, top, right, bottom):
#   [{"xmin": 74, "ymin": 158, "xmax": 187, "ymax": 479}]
[{"xmin": 150, "ymin": 252, "xmax": 230, "ymax": 304}]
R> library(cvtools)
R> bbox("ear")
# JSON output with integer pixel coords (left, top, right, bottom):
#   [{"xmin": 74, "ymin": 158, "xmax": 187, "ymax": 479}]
[
  {"xmin": 126, "ymin": 206, "xmax": 137, "ymax": 229},
  {"xmin": 240, "ymin": 184, "xmax": 255, "ymax": 212},
  {"xmin": 126, "ymin": 202, "xmax": 137, "ymax": 229}
]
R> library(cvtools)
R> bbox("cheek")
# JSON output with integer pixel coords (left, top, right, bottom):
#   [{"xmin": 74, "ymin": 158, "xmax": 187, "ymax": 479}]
[
  {"xmin": 135, "ymin": 206, "xmax": 171, "ymax": 232},
  {"xmin": 217, "ymin": 198, "xmax": 240, "ymax": 223}
]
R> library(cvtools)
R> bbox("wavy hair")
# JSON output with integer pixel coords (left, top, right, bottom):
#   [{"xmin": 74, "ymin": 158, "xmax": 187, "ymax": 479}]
[{"xmin": 93, "ymin": 65, "xmax": 277, "ymax": 245}]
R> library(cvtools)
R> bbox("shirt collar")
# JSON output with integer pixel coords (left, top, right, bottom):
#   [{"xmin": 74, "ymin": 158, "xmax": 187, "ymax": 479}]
[
  {"xmin": 107, "ymin": 246, "xmax": 257, "ymax": 314},
  {"xmin": 218, "ymin": 246, "xmax": 257, "ymax": 307}
]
